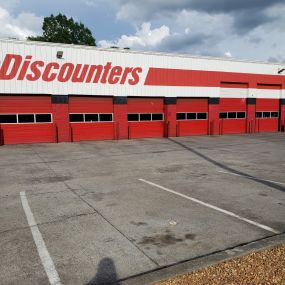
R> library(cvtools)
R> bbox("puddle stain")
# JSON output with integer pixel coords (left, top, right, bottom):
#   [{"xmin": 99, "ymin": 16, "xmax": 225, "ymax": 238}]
[
  {"xmin": 105, "ymin": 203, "xmax": 118, "ymax": 207},
  {"xmin": 27, "ymin": 176, "xmax": 72, "ymax": 183},
  {"xmin": 157, "ymin": 165, "xmax": 184, "ymax": 173},
  {"xmin": 185, "ymin": 233, "xmax": 196, "ymax": 240},
  {"xmin": 130, "ymin": 221, "xmax": 148, "ymax": 226},
  {"xmin": 138, "ymin": 231, "xmax": 196, "ymax": 247}
]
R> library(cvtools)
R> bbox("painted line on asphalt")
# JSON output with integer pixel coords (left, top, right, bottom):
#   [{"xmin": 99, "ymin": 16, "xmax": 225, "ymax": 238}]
[
  {"xmin": 218, "ymin": 170, "xmax": 285, "ymax": 186},
  {"xmin": 20, "ymin": 192, "xmax": 62, "ymax": 285},
  {"xmin": 138, "ymin": 178, "xmax": 280, "ymax": 234}
]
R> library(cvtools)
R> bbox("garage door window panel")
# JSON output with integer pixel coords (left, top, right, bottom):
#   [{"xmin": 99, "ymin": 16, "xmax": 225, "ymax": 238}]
[
  {"xmin": 70, "ymin": 114, "xmax": 84, "ymax": 122},
  {"xmin": 35, "ymin": 114, "xmax": 52, "ymax": 123},
  {"xmin": 237, "ymin": 112, "xmax": 246, "ymax": 119},
  {"xmin": 187, "ymin": 113, "xmax": 197, "ymax": 120},
  {"xmin": 140, "ymin": 114, "xmax": 152, "ymax": 121},
  {"xmin": 99, "ymin": 114, "xmax": 113, "ymax": 122},
  {"xmin": 18, "ymin": 114, "xmax": 35, "ymax": 123},
  {"xmin": 228, "ymin": 112, "xmax": 237, "ymax": 119},
  {"xmin": 0, "ymin": 114, "xmax": 17, "ymax": 124},
  {"xmin": 197, "ymin": 113, "xmax": 207, "ymax": 120},
  {"xmin": 85, "ymin": 114, "xmax": 99, "ymax": 122},
  {"xmin": 152, "ymin": 113, "xmax": 163, "ymax": 121},
  {"xmin": 128, "ymin": 114, "xmax": 139, "ymax": 121},
  {"xmin": 177, "ymin": 113, "xmax": 186, "ymax": 120},
  {"xmin": 271, "ymin": 112, "xmax": 278, "ymax": 118}
]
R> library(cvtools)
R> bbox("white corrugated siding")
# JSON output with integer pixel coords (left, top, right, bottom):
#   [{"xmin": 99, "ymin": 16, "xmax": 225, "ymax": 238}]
[{"xmin": 0, "ymin": 39, "xmax": 284, "ymax": 98}]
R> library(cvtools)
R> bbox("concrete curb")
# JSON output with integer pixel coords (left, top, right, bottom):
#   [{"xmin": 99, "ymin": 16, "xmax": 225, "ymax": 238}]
[{"xmin": 119, "ymin": 233, "xmax": 285, "ymax": 285}]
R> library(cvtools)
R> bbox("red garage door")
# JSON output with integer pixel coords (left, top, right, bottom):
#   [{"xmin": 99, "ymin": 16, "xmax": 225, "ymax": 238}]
[
  {"xmin": 69, "ymin": 96, "xmax": 115, "ymax": 142},
  {"xmin": 176, "ymin": 98, "xmax": 208, "ymax": 136},
  {"xmin": 127, "ymin": 98, "xmax": 164, "ymax": 139},
  {"xmin": 0, "ymin": 96, "xmax": 55, "ymax": 145},
  {"xmin": 219, "ymin": 98, "xmax": 247, "ymax": 134},
  {"xmin": 255, "ymin": 99, "xmax": 279, "ymax": 133}
]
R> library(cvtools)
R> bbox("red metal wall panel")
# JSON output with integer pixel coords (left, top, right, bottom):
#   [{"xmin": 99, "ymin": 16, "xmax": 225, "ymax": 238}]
[
  {"xmin": 0, "ymin": 96, "xmax": 51, "ymax": 113},
  {"xmin": 220, "ymin": 119, "xmax": 246, "ymax": 134},
  {"xmin": 127, "ymin": 98, "xmax": 164, "ymax": 139},
  {"xmin": 68, "ymin": 96, "xmax": 115, "ymax": 141},
  {"xmin": 280, "ymin": 104, "xmax": 285, "ymax": 132},
  {"xmin": 178, "ymin": 121, "xmax": 208, "ymax": 136},
  {"xmin": 208, "ymin": 103, "xmax": 220, "ymax": 135},
  {"xmin": 220, "ymin": 98, "xmax": 246, "ymax": 112},
  {"xmin": 113, "ymin": 104, "xmax": 128, "ymax": 139},
  {"xmin": 127, "ymin": 98, "xmax": 163, "ymax": 113},
  {"xmin": 69, "ymin": 96, "xmax": 113, "ymax": 113},
  {"xmin": 128, "ymin": 122, "xmax": 164, "ymax": 139},
  {"xmin": 0, "ymin": 96, "xmax": 53, "ymax": 144},
  {"xmin": 220, "ymin": 98, "xmax": 246, "ymax": 134},
  {"xmin": 220, "ymin": 82, "xmax": 248, "ymax": 88},
  {"xmin": 71, "ymin": 123, "xmax": 115, "ymax": 142},
  {"xmin": 255, "ymin": 99, "xmax": 279, "ymax": 133},
  {"xmin": 257, "ymin": 84, "xmax": 282, "ymax": 90},
  {"xmin": 176, "ymin": 98, "xmax": 208, "ymax": 136},
  {"xmin": 164, "ymin": 104, "xmax": 177, "ymax": 137},
  {"xmin": 256, "ymin": 99, "xmax": 279, "ymax": 110},
  {"xmin": 144, "ymin": 68, "xmax": 285, "ymax": 87},
  {"xmin": 176, "ymin": 99, "xmax": 208, "ymax": 112},
  {"xmin": 255, "ymin": 119, "xmax": 279, "ymax": 133},
  {"xmin": 52, "ymin": 104, "xmax": 71, "ymax": 142},
  {"xmin": 246, "ymin": 104, "xmax": 256, "ymax": 134},
  {"xmin": 0, "ymin": 124, "xmax": 55, "ymax": 144}
]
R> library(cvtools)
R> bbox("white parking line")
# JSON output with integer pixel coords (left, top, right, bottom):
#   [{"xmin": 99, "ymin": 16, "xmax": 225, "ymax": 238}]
[
  {"xmin": 20, "ymin": 192, "xmax": 62, "ymax": 285},
  {"xmin": 139, "ymin": 178, "xmax": 280, "ymax": 234},
  {"xmin": 218, "ymin": 170, "xmax": 285, "ymax": 186}
]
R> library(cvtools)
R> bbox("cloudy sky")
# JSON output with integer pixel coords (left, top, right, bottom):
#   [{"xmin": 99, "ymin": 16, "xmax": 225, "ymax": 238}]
[{"xmin": 0, "ymin": 0, "xmax": 284, "ymax": 62}]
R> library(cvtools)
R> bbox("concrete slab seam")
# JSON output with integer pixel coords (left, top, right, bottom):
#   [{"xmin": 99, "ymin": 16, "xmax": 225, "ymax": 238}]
[
  {"xmin": 139, "ymin": 179, "xmax": 280, "ymax": 234},
  {"xmin": 20, "ymin": 191, "xmax": 62, "ymax": 285}
]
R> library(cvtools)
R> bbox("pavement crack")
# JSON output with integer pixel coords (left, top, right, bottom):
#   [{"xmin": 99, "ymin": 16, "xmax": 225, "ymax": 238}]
[{"xmin": 0, "ymin": 212, "xmax": 97, "ymax": 236}]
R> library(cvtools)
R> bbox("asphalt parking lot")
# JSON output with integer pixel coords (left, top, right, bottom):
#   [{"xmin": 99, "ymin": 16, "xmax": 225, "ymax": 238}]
[{"xmin": 0, "ymin": 133, "xmax": 285, "ymax": 285}]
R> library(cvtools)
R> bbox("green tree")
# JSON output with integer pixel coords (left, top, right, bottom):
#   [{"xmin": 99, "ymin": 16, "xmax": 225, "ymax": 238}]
[{"xmin": 28, "ymin": 13, "xmax": 96, "ymax": 46}]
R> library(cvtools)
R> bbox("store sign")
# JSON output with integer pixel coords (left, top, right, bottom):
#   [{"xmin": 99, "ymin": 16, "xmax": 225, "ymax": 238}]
[{"xmin": 0, "ymin": 54, "xmax": 143, "ymax": 85}]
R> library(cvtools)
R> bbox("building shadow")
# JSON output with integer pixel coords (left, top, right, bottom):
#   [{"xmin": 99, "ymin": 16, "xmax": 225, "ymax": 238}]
[
  {"xmin": 168, "ymin": 138, "xmax": 285, "ymax": 193},
  {"xmin": 87, "ymin": 257, "xmax": 120, "ymax": 285}
]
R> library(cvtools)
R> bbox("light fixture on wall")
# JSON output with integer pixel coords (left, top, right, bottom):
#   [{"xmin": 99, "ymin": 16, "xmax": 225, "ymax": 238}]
[{"xmin": 56, "ymin": 51, "xmax": 63, "ymax": 59}]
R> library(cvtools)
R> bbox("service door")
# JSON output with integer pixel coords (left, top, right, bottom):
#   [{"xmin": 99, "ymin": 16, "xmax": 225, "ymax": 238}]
[
  {"xmin": 255, "ymin": 84, "xmax": 281, "ymax": 133},
  {"xmin": 255, "ymin": 99, "xmax": 279, "ymax": 133},
  {"xmin": 219, "ymin": 98, "xmax": 247, "ymax": 134},
  {"xmin": 0, "ymin": 96, "xmax": 55, "ymax": 145},
  {"xmin": 176, "ymin": 98, "xmax": 208, "ymax": 136},
  {"xmin": 127, "ymin": 98, "xmax": 164, "ymax": 139},
  {"xmin": 69, "ymin": 96, "xmax": 115, "ymax": 142}
]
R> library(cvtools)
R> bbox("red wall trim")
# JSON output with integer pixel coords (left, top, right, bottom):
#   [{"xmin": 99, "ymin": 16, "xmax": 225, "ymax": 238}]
[
  {"xmin": 257, "ymin": 83, "xmax": 282, "ymax": 89},
  {"xmin": 144, "ymin": 67, "xmax": 285, "ymax": 88}
]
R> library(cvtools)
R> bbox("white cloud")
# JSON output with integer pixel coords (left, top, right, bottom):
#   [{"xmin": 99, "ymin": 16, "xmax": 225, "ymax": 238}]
[
  {"xmin": 224, "ymin": 51, "xmax": 232, "ymax": 58},
  {"xmin": 82, "ymin": 0, "xmax": 98, "ymax": 7},
  {"xmin": 0, "ymin": 6, "xmax": 42, "ymax": 40},
  {"xmin": 0, "ymin": 0, "xmax": 20, "ymax": 11},
  {"xmin": 99, "ymin": 22, "xmax": 170, "ymax": 49}
]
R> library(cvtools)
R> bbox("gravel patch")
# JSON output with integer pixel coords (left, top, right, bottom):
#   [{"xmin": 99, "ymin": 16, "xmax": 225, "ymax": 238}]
[{"xmin": 153, "ymin": 244, "xmax": 285, "ymax": 285}]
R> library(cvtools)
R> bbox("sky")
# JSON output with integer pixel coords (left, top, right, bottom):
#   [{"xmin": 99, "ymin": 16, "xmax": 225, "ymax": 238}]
[{"xmin": 0, "ymin": 0, "xmax": 284, "ymax": 62}]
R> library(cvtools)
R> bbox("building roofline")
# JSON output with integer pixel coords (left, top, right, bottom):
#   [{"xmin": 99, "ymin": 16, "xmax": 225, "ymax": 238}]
[{"xmin": 0, "ymin": 38, "xmax": 284, "ymax": 67}]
